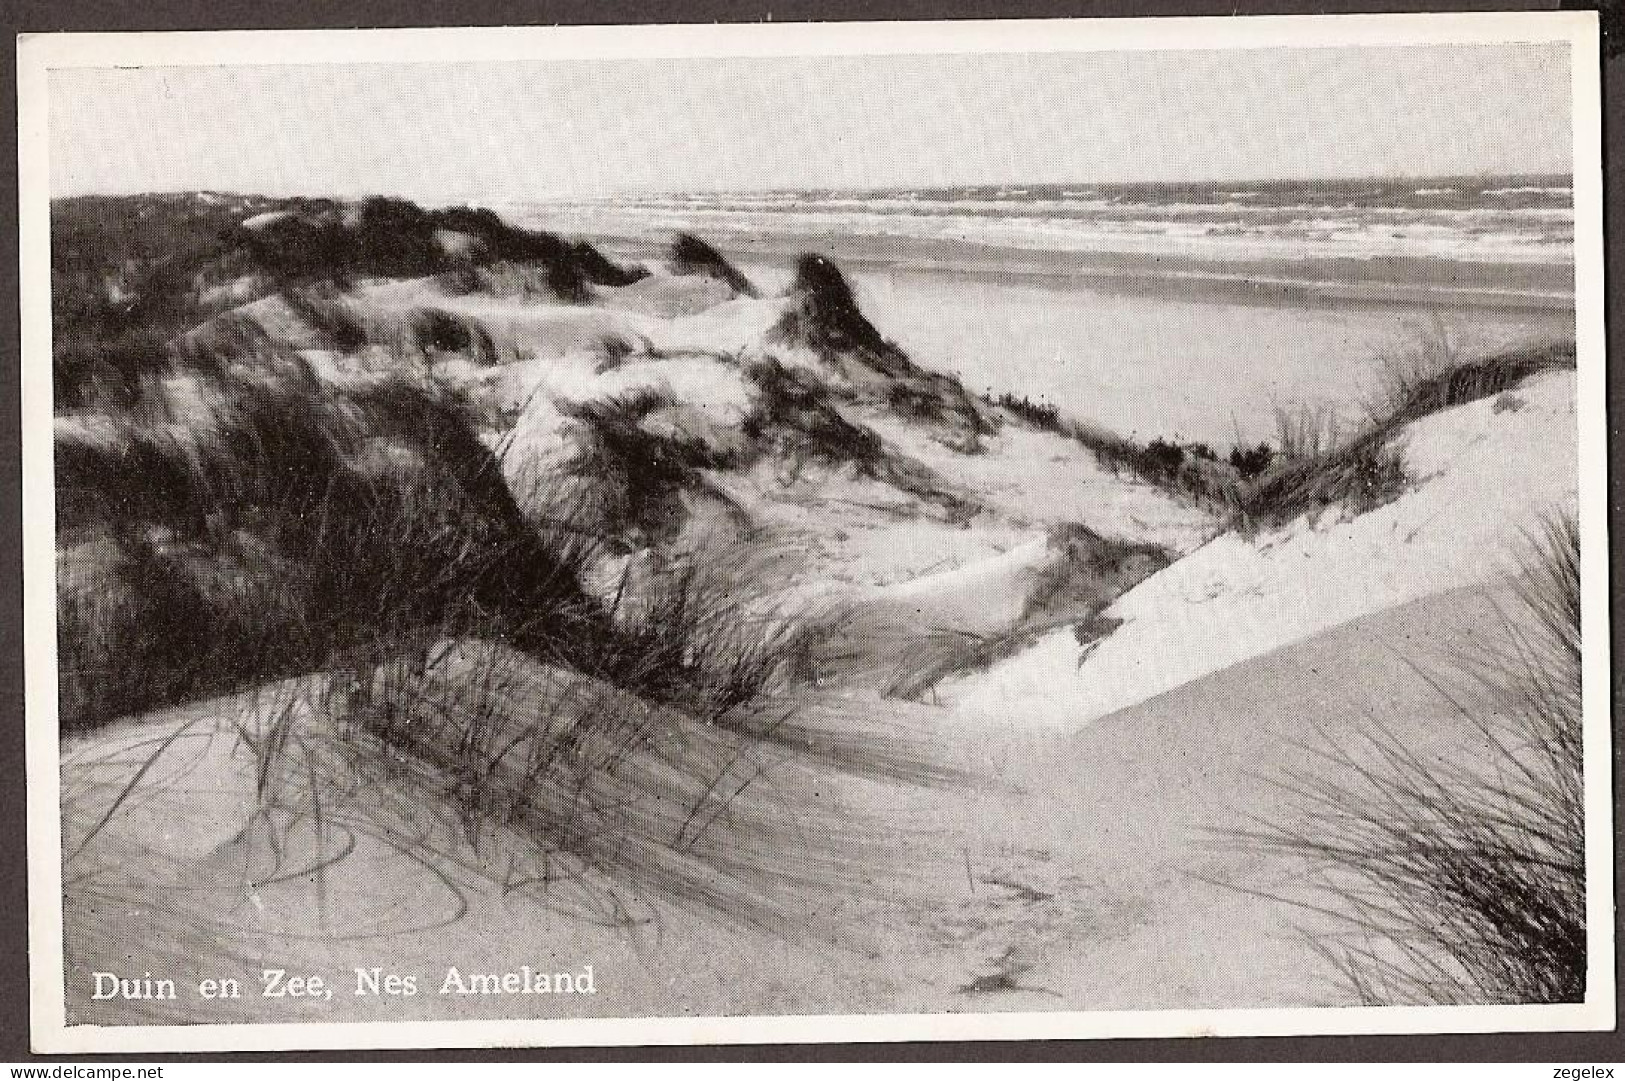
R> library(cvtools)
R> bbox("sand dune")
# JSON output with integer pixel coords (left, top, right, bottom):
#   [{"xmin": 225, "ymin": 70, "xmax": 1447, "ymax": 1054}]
[
  {"xmin": 941, "ymin": 369, "xmax": 1577, "ymax": 729},
  {"xmin": 50, "ymin": 194, "xmax": 1583, "ymax": 1026},
  {"xmin": 60, "ymin": 583, "xmax": 1532, "ymax": 1021}
]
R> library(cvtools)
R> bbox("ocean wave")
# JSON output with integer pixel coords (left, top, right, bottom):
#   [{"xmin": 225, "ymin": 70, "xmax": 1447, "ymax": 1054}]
[
  {"xmin": 555, "ymin": 194, "xmax": 1574, "ymax": 230},
  {"xmin": 1486, "ymin": 185, "xmax": 1572, "ymax": 196},
  {"xmin": 512, "ymin": 182, "xmax": 1575, "ymax": 267}
]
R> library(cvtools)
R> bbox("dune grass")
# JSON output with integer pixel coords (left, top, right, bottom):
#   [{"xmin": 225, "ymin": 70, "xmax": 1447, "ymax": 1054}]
[
  {"xmin": 280, "ymin": 285, "xmax": 371, "ymax": 353},
  {"xmin": 66, "ymin": 613, "xmax": 911, "ymax": 950},
  {"xmin": 49, "ymin": 210, "xmax": 976, "ymax": 955},
  {"xmin": 236, "ymin": 196, "xmax": 647, "ymax": 299},
  {"xmin": 742, "ymin": 358, "xmax": 888, "ymax": 468},
  {"xmin": 668, "ymin": 233, "xmax": 759, "ymax": 297},
  {"xmin": 603, "ymin": 547, "xmax": 847, "ymax": 718},
  {"xmin": 1376, "ymin": 337, "xmax": 1576, "ymax": 429},
  {"xmin": 1230, "ymin": 411, "xmax": 1410, "ymax": 530},
  {"xmin": 53, "ymin": 352, "xmax": 823, "ymax": 731},
  {"xmin": 554, "ymin": 387, "xmax": 746, "ymax": 546},
  {"xmin": 774, "ymin": 253, "xmax": 996, "ymax": 444},
  {"xmin": 1231, "ymin": 340, "xmax": 1574, "ymax": 531},
  {"xmin": 52, "ymin": 323, "xmax": 906, "ymax": 934},
  {"xmin": 742, "ymin": 357, "xmax": 980, "ymax": 522},
  {"xmin": 55, "ymin": 343, "xmax": 606, "ymax": 731},
  {"xmin": 1004, "ymin": 336, "xmax": 1575, "ymax": 530},
  {"xmin": 1234, "ymin": 512, "xmax": 1585, "ymax": 1004},
  {"xmin": 49, "ymin": 193, "xmax": 645, "ymax": 408},
  {"xmin": 772, "ymin": 254, "xmax": 917, "ymax": 380},
  {"xmin": 988, "ymin": 391, "xmax": 1062, "ymax": 431}
]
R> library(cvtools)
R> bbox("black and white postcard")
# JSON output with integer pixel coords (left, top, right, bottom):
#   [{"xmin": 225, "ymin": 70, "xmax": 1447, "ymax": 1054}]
[{"xmin": 17, "ymin": 12, "xmax": 1613, "ymax": 1052}]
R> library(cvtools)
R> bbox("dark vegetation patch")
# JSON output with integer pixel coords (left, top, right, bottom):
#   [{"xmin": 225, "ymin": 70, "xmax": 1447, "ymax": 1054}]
[
  {"xmin": 990, "ymin": 392, "xmax": 1061, "ymax": 431},
  {"xmin": 51, "ymin": 194, "xmax": 277, "ymax": 409},
  {"xmin": 280, "ymin": 284, "xmax": 371, "ymax": 353},
  {"xmin": 982, "ymin": 389, "xmax": 1234, "ymax": 502},
  {"xmin": 410, "ymin": 307, "xmax": 500, "ymax": 364},
  {"xmin": 606, "ymin": 551, "xmax": 843, "ymax": 720},
  {"xmin": 1232, "ymin": 341, "xmax": 1575, "ymax": 530},
  {"xmin": 667, "ymin": 233, "xmax": 759, "ymax": 297},
  {"xmin": 1139, "ymin": 438, "xmax": 1187, "ymax": 481},
  {"xmin": 1232, "ymin": 421, "xmax": 1409, "ymax": 529},
  {"xmin": 743, "ymin": 359, "xmax": 890, "ymax": 470},
  {"xmin": 1060, "ymin": 422, "xmax": 1241, "ymax": 509},
  {"xmin": 1229, "ymin": 442, "xmax": 1276, "ymax": 480},
  {"xmin": 52, "ymin": 333, "xmax": 822, "ymax": 739},
  {"xmin": 55, "ymin": 335, "xmax": 612, "ymax": 731},
  {"xmin": 557, "ymin": 388, "xmax": 746, "ymax": 546},
  {"xmin": 772, "ymin": 254, "xmax": 915, "ymax": 379},
  {"xmin": 235, "ymin": 197, "xmax": 647, "ymax": 298},
  {"xmin": 875, "ymin": 525, "xmax": 1170, "ymax": 703},
  {"xmin": 1377, "ymin": 340, "xmax": 1576, "ymax": 429},
  {"xmin": 773, "ymin": 254, "xmax": 995, "ymax": 445},
  {"xmin": 50, "ymin": 193, "xmax": 644, "ymax": 408},
  {"xmin": 52, "ymin": 329, "xmax": 173, "ymax": 412},
  {"xmin": 51, "ymin": 193, "xmax": 276, "ymax": 352},
  {"xmin": 878, "ymin": 622, "xmax": 1061, "ymax": 703},
  {"xmin": 742, "ymin": 358, "xmax": 978, "ymax": 521},
  {"xmin": 1022, "ymin": 523, "xmax": 1172, "ymax": 622},
  {"xmin": 986, "ymin": 339, "xmax": 1575, "ymax": 532}
]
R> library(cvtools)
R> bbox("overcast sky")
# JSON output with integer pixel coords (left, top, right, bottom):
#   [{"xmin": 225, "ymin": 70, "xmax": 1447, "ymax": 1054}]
[{"xmin": 48, "ymin": 43, "xmax": 1573, "ymax": 200}]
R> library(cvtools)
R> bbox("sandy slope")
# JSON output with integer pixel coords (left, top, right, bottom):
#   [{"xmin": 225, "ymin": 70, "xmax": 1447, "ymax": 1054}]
[
  {"xmin": 901, "ymin": 581, "xmax": 1526, "ymax": 1011},
  {"xmin": 940, "ymin": 369, "xmax": 1577, "ymax": 730},
  {"xmin": 61, "ymin": 582, "xmax": 1520, "ymax": 1022},
  {"xmin": 60, "ymin": 691, "xmax": 922, "ymax": 1024}
]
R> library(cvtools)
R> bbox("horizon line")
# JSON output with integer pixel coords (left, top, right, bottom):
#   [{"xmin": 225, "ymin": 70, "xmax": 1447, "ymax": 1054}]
[{"xmin": 51, "ymin": 168, "xmax": 1577, "ymax": 205}]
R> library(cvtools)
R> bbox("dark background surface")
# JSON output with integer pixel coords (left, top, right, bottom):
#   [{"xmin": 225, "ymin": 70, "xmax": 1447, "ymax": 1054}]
[{"xmin": 1, "ymin": 0, "xmax": 1619, "ymax": 1063}]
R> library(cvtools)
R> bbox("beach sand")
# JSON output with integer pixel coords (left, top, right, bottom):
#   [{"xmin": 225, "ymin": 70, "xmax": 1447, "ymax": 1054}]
[
  {"xmin": 729, "ymin": 253, "xmax": 1573, "ymax": 447},
  {"xmin": 850, "ymin": 268, "xmax": 1569, "ymax": 446}
]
